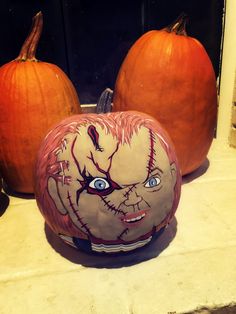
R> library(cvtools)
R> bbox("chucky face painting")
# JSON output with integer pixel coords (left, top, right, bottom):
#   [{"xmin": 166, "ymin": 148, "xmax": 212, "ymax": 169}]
[{"xmin": 35, "ymin": 111, "xmax": 181, "ymax": 253}]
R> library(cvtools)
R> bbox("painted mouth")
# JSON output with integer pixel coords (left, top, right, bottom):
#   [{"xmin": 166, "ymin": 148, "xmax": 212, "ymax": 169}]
[{"xmin": 121, "ymin": 209, "xmax": 149, "ymax": 228}]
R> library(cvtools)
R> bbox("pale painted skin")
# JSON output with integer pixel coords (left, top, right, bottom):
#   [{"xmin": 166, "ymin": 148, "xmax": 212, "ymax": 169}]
[{"xmin": 48, "ymin": 124, "xmax": 177, "ymax": 242}]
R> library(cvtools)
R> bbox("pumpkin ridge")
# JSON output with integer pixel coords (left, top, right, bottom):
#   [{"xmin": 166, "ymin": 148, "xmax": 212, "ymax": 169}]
[
  {"xmin": 8, "ymin": 63, "xmax": 20, "ymax": 158},
  {"xmin": 0, "ymin": 64, "xmax": 14, "ymax": 167},
  {"xmin": 45, "ymin": 62, "xmax": 80, "ymax": 114},
  {"xmin": 3, "ymin": 63, "xmax": 28, "ymax": 187},
  {"xmin": 20, "ymin": 63, "xmax": 36, "ymax": 185},
  {"xmin": 31, "ymin": 61, "xmax": 51, "ymax": 130},
  {"xmin": 187, "ymin": 40, "xmax": 217, "ymax": 172},
  {"xmin": 56, "ymin": 66, "xmax": 74, "ymax": 115},
  {"xmin": 59, "ymin": 66, "xmax": 80, "ymax": 112},
  {"xmin": 176, "ymin": 37, "xmax": 196, "ymax": 171},
  {"xmin": 123, "ymin": 32, "xmax": 155, "ymax": 91}
]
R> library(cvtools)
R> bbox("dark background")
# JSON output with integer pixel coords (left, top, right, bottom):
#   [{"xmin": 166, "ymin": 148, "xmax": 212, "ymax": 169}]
[{"xmin": 0, "ymin": 0, "xmax": 224, "ymax": 103}]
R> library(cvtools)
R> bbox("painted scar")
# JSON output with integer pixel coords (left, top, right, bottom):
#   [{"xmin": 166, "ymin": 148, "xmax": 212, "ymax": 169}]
[
  {"xmin": 88, "ymin": 125, "xmax": 104, "ymax": 152},
  {"xmin": 67, "ymin": 190, "xmax": 92, "ymax": 236},
  {"xmin": 147, "ymin": 129, "xmax": 156, "ymax": 176}
]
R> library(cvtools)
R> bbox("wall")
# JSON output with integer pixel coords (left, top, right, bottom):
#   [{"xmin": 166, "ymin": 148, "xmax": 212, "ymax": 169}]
[
  {"xmin": 217, "ymin": 0, "xmax": 236, "ymax": 146},
  {"xmin": 0, "ymin": 0, "xmax": 224, "ymax": 104}
]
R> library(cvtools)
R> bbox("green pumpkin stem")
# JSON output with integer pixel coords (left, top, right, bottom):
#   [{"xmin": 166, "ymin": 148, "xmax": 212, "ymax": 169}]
[
  {"xmin": 164, "ymin": 13, "xmax": 188, "ymax": 36},
  {"xmin": 16, "ymin": 11, "xmax": 43, "ymax": 62}
]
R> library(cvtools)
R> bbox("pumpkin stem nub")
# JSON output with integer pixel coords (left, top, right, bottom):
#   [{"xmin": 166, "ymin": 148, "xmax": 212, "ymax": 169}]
[
  {"xmin": 96, "ymin": 88, "xmax": 113, "ymax": 114},
  {"xmin": 16, "ymin": 11, "xmax": 43, "ymax": 62},
  {"xmin": 164, "ymin": 13, "xmax": 188, "ymax": 36}
]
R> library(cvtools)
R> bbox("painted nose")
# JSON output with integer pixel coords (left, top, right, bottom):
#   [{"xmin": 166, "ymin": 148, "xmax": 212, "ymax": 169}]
[{"xmin": 124, "ymin": 191, "xmax": 142, "ymax": 207}]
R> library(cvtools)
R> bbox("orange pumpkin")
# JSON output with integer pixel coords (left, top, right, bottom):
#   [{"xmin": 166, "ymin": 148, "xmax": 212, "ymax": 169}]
[
  {"xmin": 113, "ymin": 15, "xmax": 218, "ymax": 175},
  {"xmin": 35, "ymin": 107, "xmax": 181, "ymax": 253},
  {"xmin": 0, "ymin": 12, "xmax": 81, "ymax": 193}
]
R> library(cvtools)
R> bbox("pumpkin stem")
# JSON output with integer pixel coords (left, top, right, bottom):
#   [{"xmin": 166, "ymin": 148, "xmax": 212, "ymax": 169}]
[
  {"xmin": 15, "ymin": 11, "xmax": 43, "ymax": 62},
  {"xmin": 164, "ymin": 13, "xmax": 188, "ymax": 36},
  {"xmin": 96, "ymin": 88, "xmax": 113, "ymax": 114}
]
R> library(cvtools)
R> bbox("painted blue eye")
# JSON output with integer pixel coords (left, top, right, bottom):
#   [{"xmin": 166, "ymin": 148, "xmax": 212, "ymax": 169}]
[
  {"xmin": 89, "ymin": 178, "xmax": 110, "ymax": 190},
  {"xmin": 145, "ymin": 177, "xmax": 161, "ymax": 188}
]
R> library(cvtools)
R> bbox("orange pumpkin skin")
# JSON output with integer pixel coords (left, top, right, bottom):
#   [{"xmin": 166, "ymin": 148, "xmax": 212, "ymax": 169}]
[
  {"xmin": 0, "ymin": 13, "xmax": 81, "ymax": 193},
  {"xmin": 113, "ymin": 19, "xmax": 217, "ymax": 175}
]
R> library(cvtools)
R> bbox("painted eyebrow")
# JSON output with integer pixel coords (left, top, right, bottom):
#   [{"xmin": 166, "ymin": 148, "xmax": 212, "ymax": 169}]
[
  {"xmin": 144, "ymin": 167, "xmax": 163, "ymax": 183},
  {"xmin": 149, "ymin": 167, "xmax": 163, "ymax": 174}
]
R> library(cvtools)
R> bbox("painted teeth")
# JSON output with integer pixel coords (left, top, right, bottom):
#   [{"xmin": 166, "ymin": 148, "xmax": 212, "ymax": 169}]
[{"xmin": 124, "ymin": 213, "xmax": 146, "ymax": 223}]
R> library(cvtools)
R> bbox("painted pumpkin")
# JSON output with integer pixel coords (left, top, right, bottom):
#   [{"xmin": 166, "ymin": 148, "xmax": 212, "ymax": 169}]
[
  {"xmin": 0, "ymin": 12, "xmax": 80, "ymax": 193},
  {"xmin": 113, "ymin": 15, "xmax": 218, "ymax": 175},
  {"xmin": 34, "ymin": 110, "xmax": 181, "ymax": 253}
]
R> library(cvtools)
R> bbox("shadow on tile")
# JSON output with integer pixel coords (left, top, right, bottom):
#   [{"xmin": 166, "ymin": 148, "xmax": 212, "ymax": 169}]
[
  {"xmin": 0, "ymin": 192, "xmax": 10, "ymax": 217},
  {"xmin": 45, "ymin": 217, "xmax": 177, "ymax": 269},
  {"xmin": 182, "ymin": 158, "xmax": 210, "ymax": 184}
]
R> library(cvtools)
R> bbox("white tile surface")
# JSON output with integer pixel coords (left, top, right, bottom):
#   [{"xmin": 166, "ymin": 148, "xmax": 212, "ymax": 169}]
[{"xmin": 0, "ymin": 139, "xmax": 236, "ymax": 314}]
